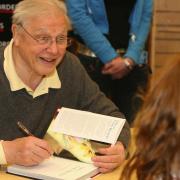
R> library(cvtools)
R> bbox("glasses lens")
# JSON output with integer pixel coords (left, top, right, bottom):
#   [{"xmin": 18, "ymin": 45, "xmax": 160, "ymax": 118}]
[
  {"xmin": 36, "ymin": 36, "xmax": 51, "ymax": 45},
  {"xmin": 56, "ymin": 36, "xmax": 66, "ymax": 44}
]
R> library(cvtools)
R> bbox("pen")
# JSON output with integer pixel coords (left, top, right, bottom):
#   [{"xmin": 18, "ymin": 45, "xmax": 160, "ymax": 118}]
[
  {"xmin": 17, "ymin": 121, "xmax": 34, "ymax": 136},
  {"xmin": 17, "ymin": 121, "xmax": 53, "ymax": 155}
]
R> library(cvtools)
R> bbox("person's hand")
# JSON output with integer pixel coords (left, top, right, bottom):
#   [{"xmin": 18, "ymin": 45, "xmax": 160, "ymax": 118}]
[
  {"xmin": 102, "ymin": 57, "xmax": 135, "ymax": 79},
  {"xmin": 2, "ymin": 136, "xmax": 53, "ymax": 166},
  {"xmin": 92, "ymin": 141, "xmax": 126, "ymax": 173}
]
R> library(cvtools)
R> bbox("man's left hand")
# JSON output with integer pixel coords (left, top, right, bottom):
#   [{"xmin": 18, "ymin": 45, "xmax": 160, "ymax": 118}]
[{"xmin": 92, "ymin": 141, "xmax": 126, "ymax": 173}]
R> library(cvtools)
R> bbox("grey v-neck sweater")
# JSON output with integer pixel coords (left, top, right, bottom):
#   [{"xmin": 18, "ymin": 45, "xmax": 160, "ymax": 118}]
[{"xmin": 0, "ymin": 48, "xmax": 130, "ymax": 147}]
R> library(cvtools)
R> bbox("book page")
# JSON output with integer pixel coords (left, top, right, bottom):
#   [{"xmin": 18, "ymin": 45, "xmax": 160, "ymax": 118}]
[
  {"xmin": 7, "ymin": 156, "xmax": 98, "ymax": 180},
  {"xmin": 53, "ymin": 108, "xmax": 125, "ymax": 144}
]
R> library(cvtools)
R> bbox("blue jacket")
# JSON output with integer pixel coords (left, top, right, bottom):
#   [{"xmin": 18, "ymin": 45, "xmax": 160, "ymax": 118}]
[{"xmin": 66, "ymin": 0, "xmax": 153, "ymax": 64}]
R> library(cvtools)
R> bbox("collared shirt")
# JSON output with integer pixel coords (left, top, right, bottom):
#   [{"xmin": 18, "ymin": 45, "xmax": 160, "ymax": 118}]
[
  {"xmin": 0, "ymin": 141, "xmax": 6, "ymax": 164},
  {"xmin": 4, "ymin": 39, "xmax": 61, "ymax": 98},
  {"xmin": 0, "ymin": 39, "xmax": 61, "ymax": 164}
]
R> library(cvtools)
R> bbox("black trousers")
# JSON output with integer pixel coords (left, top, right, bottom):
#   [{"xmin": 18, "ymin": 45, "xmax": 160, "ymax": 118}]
[{"xmin": 76, "ymin": 53, "xmax": 150, "ymax": 124}]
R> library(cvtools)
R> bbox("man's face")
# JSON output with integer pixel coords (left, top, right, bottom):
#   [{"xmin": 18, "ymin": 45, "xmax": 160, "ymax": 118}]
[{"xmin": 13, "ymin": 11, "xmax": 68, "ymax": 77}]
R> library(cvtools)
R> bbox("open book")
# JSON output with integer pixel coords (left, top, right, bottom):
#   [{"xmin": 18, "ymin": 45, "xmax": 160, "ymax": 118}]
[
  {"xmin": 7, "ymin": 107, "xmax": 125, "ymax": 180},
  {"xmin": 53, "ymin": 107, "xmax": 126, "ymax": 145},
  {"xmin": 7, "ymin": 156, "xmax": 99, "ymax": 180}
]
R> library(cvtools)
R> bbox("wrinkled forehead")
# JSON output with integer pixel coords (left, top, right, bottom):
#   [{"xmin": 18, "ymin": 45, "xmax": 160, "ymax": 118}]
[
  {"xmin": 24, "ymin": 8, "xmax": 67, "ymax": 25},
  {"xmin": 24, "ymin": 11, "xmax": 69, "ymax": 35}
]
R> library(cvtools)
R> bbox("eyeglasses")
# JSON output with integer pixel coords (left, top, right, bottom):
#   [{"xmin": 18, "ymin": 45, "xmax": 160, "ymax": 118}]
[{"xmin": 19, "ymin": 24, "xmax": 71, "ymax": 47}]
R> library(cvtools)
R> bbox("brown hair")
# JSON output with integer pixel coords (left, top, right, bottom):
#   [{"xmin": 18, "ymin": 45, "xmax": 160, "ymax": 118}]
[{"xmin": 121, "ymin": 57, "xmax": 180, "ymax": 180}]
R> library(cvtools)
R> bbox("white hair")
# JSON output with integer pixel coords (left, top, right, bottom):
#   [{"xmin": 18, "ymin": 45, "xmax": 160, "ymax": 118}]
[{"xmin": 12, "ymin": 0, "xmax": 71, "ymax": 29}]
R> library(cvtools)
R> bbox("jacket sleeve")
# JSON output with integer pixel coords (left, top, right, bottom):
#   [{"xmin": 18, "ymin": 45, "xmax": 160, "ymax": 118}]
[
  {"xmin": 66, "ymin": 0, "xmax": 118, "ymax": 63},
  {"xmin": 124, "ymin": 0, "xmax": 153, "ymax": 64}
]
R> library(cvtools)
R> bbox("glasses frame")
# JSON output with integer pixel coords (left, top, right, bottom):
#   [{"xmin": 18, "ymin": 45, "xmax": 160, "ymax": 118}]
[{"xmin": 18, "ymin": 24, "xmax": 71, "ymax": 47}]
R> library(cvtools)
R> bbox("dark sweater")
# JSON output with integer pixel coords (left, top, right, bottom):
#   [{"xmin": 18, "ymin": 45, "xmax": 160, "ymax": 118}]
[{"xmin": 0, "ymin": 49, "xmax": 130, "ymax": 147}]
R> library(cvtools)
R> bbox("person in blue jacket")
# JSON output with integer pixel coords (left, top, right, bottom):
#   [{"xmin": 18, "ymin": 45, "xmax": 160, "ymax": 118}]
[{"xmin": 66, "ymin": 0, "xmax": 153, "ymax": 122}]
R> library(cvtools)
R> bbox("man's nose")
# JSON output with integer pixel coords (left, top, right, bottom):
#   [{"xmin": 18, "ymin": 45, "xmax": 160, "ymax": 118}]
[{"xmin": 47, "ymin": 40, "xmax": 59, "ymax": 54}]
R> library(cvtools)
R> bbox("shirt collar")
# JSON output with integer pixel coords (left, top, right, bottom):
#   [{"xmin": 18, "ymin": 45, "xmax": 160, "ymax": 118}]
[{"xmin": 4, "ymin": 39, "xmax": 61, "ymax": 98}]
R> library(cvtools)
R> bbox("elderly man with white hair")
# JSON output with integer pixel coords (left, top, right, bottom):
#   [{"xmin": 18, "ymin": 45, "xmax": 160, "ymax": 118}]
[{"xmin": 0, "ymin": 0, "xmax": 130, "ymax": 173}]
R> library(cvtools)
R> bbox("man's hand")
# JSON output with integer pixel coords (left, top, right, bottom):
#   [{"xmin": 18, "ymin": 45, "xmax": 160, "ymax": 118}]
[
  {"xmin": 102, "ymin": 57, "xmax": 135, "ymax": 79},
  {"xmin": 92, "ymin": 141, "xmax": 126, "ymax": 173},
  {"xmin": 2, "ymin": 136, "xmax": 53, "ymax": 166}
]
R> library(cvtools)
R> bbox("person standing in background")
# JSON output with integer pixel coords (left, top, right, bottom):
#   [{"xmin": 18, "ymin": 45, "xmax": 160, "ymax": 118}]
[
  {"xmin": 0, "ymin": 0, "xmax": 20, "ymax": 47},
  {"xmin": 66, "ymin": 0, "xmax": 153, "ymax": 123}
]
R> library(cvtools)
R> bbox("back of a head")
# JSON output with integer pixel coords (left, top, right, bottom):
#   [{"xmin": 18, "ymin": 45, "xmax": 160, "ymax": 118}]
[
  {"xmin": 12, "ymin": 0, "xmax": 71, "ymax": 29},
  {"xmin": 147, "ymin": 57, "xmax": 180, "ymax": 133},
  {"xmin": 121, "ymin": 57, "xmax": 180, "ymax": 180}
]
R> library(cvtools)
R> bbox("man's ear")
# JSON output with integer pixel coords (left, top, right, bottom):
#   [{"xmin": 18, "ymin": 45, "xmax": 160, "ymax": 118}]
[{"xmin": 11, "ymin": 24, "xmax": 20, "ymax": 45}]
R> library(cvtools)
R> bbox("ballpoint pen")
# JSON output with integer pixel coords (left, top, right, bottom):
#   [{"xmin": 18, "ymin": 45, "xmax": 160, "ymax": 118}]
[
  {"xmin": 17, "ymin": 121, "xmax": 53, "ymax": 156},
  {"xmin": 17, "ymin": 121, "xmax": 34, "ymax": 136}
]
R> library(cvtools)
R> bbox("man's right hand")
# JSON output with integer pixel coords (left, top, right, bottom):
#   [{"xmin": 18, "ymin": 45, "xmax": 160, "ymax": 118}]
[
  {"xmin": 102, "ymin": 56, "xmax": 134, "ymax": 79},
  {"xmin": 2, "ymin": 136, "xmax": 53, "ymax": 166}
]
